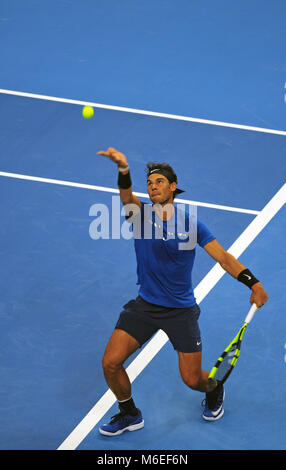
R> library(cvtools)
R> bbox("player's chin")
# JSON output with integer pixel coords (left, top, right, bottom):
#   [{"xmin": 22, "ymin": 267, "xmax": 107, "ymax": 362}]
[
  {"xmin": 150, "ymin": 198, "xmax": 163, "ymax": 205},
  {"xmin": 149, "ymin": 194, "xmax": 162, "ymax": 203}
]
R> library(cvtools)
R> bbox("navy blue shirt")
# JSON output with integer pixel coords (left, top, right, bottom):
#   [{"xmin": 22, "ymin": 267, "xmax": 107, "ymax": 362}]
[{"xmin": 132, "ymin": 202, "xmax": 215, "ymax": 308}]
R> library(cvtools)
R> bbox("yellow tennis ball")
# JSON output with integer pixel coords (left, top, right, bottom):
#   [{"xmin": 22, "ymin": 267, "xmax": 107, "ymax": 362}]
[{"xmin": 82, "ymin": 106, "xmax": 94, "ymax": 119}]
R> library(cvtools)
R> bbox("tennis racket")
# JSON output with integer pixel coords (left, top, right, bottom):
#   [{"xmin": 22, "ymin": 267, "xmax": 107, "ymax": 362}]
[{"xmin": 207, "ymin": 303, "xmax": 259, "ymax": 391}]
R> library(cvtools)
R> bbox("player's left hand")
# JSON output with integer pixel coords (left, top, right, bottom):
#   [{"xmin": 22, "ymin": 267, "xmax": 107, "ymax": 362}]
[{"xmin": 250, "ymin": 282, "xmax": 268, "ymax": 308}]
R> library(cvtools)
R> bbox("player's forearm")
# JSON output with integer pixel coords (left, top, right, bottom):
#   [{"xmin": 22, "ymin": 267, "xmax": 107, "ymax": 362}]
[
  {"xmin": 119, "ymin": 186, "xmax": 134, "ymax": 205},
  {"xmin": 117, "ymin": 165, "xmax": 133, "ymax": 203},
  {"xmin": 221, "ymin": 254, "xmax": 268, "ymax": 306},
  {"xmin": 117, "ymin": 166, "xmax": 141, "ymax": 208},
  {"xmin": 204, "ymin": 235, "xmax": 268, "ymax": 307},
  {"xmin": 219, "ymin": 253, "xmax": 246, "ymax": 279}
]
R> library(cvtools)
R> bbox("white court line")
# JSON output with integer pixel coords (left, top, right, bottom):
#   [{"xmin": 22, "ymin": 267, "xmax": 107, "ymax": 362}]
[
  {"xmin": 0, "ymin": 171, "xmax": 259, "ymax": 215},
  {"xmin": 58, "ymin": 183, "xmax": 286, "ymax": 450},
  {"xmin": 0, "ymin": 88, "xmax": 286, "ymax": 136}
]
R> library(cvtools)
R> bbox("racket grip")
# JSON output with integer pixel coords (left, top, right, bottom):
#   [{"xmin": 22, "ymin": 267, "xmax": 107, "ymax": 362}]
[
  {"xmin": 206, "ymin": 377, "xmax": 218, "ymax": 392},
  {"xmin": 244, "ymin": 303, "xmax": 258, "ymax": 324}
]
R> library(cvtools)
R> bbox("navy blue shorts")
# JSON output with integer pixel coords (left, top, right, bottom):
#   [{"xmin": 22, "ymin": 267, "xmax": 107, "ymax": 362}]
[{"xmin": 115, "ymin": 296, "xmax": 202, "ymax": 353}]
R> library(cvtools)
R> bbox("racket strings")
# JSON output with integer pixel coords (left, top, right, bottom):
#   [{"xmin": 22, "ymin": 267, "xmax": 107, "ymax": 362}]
[{"xmin": 214, "ymin": 326, "xmax": 246, "ymax": 382}]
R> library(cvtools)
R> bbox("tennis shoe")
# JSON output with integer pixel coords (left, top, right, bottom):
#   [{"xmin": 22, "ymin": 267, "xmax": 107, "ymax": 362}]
[
  {"xmin": 99, "ymin": 409, "xmax": 144, "ymax": 436},
  {"xmin": 202, "ymin": 383, "xmax": 225, "ymax": 421}
]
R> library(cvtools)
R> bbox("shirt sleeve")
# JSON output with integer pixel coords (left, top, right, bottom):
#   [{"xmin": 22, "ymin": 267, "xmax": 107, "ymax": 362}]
[{"xmin": 197, "ymin": 219, "xmax": 216, "ymax": 248}]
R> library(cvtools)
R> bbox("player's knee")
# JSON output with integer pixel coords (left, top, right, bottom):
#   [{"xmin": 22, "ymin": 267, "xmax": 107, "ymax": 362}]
[{"xmin": 102, "ymin": 354, "xmax": 121, "ymax": 376}]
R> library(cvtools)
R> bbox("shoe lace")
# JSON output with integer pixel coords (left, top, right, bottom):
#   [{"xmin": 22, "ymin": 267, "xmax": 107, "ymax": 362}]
[{"xmin": 109, "ymin": 410, "xmax": 128, "ymax": 424}]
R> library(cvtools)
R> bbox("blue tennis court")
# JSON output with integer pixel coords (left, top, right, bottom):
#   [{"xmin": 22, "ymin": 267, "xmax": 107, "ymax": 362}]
[{"xmin": 0, "ymin": 1, "xmax": 285, "ymax": 452}]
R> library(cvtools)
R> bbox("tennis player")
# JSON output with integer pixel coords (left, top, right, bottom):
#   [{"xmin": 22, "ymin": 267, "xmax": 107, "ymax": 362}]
[{"xmin": 96, "ymin": 147, "xmax": 268, "ymax": 436}]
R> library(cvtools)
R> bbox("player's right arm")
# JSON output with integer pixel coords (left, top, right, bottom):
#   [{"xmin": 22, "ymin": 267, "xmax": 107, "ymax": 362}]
[{"xmin": 97, "ymin": 147, "xmax": 141, "ymax": 208}]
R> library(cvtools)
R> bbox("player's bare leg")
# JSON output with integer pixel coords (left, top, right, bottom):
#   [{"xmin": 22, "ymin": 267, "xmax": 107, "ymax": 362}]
[
  {"xmin": 102, "ymin": 328, "xmax": 140, "ymax": 400},
  {"xmin": 177, "ymin": 351, "xmax": 210, "ymax": 392},
  {"xmin": 99, "ymin": 329, "xmax": 144, "ymax": 436},
  {"xmin": 177, "ymin": 350, "xmax": 225, "ymax": 421}
]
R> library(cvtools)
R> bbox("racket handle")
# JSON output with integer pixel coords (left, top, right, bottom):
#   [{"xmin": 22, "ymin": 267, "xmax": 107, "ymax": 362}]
[
  {"xmin": 206, "ymin": 377, "xmax": 219, "ymax": 392},
  {"xmin": 244, "ymin": 303, "xmax": 258, "ymax": 325}
]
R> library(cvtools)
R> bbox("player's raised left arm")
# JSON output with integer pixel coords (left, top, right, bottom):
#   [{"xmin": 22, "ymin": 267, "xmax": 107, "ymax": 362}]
[
  {"xmin": 97, "ymin": 147, "xmax": 141, "ymax": 208},
  {"xmin": 203, "ymin": 239, "xmax": 268, "ymax": 308}
]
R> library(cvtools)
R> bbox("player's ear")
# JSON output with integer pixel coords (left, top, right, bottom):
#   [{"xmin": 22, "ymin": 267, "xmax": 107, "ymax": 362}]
[
  {"xmin": 170, "ymin": 181, "xmax": 177, "ymax": 192},
  {"xmin": 170, "ymin": 182, "xmax": 177, "ymax": 201}
]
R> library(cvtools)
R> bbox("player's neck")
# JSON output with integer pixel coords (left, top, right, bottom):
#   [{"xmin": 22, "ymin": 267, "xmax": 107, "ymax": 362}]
[{"xmin": 153, "ymin": 200, "xmax": 174, "ymax": 221}]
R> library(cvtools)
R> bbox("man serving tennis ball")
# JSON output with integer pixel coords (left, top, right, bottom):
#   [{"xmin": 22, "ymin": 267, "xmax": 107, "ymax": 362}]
[{"xmin": 97, "ymin": 147, "xmax": 268, "ymax": 435}]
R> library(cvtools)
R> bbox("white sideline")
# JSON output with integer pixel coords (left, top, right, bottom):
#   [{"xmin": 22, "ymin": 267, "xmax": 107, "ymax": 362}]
[{"xmin": 57, "ymin": 183, "xmax": 286, "ymax": 450}]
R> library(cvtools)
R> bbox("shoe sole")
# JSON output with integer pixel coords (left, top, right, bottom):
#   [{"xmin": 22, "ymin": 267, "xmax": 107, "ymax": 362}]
[
  {"xmin": 99, "ymin": 420, "xmax": 144, "ymax": 436},
  {"xmin": 202, "ymin": 407, "xmax": 224, "ymax": 421}
]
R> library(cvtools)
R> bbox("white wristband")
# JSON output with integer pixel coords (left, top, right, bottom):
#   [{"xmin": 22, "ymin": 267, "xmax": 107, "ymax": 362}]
[{"xmin": 118, "ymin": 165, "xmax": 129, "ymax": 173}]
